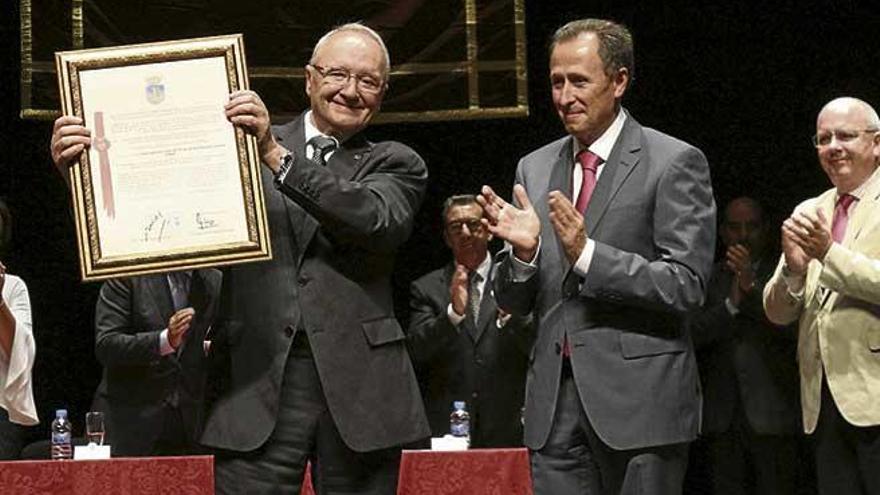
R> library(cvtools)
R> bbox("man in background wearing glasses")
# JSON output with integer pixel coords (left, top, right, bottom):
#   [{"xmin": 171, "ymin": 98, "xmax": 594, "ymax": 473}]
[
  {"xmin": 407, "ymin": 194, "xmax": 532, "ymax": 448},
  {"xmin": 764, "ymin": 96, "xmax": 880, "ymax": 495}
]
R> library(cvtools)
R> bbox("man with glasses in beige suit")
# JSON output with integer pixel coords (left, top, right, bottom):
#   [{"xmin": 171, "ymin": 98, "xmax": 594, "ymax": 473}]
[{"xmin": 764, "ymin": 96, "xmax": 880, "ymax": 495}]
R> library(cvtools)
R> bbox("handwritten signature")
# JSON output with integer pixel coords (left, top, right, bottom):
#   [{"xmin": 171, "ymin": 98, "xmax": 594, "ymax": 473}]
[
  {"xmin": 196, "ymin": 212, "xmax": 218, "ymax": 230},
  {"xmin": 143, "ymin": 211, "xmax": 169, "ymax": 242}
]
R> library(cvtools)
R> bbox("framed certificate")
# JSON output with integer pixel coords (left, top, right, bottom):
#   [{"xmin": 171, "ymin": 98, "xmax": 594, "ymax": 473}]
[{"xmin": 55, "ymin": 34, "xmax": 272, "ymax": 281}]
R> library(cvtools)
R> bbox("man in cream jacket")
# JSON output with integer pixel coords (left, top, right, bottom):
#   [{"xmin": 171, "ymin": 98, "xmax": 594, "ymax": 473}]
[{"xmin": 764, "ymin": 96, "xmax": 880, "ymax": 495}]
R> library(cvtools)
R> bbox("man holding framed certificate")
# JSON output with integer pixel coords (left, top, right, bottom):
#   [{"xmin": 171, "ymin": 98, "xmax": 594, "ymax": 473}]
[{"xmin": 51, "ymin": 23, "xmax": 430, "ymax": 494}]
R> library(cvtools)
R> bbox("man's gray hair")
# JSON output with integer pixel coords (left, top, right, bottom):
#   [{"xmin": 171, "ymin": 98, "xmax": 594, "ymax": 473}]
[
  {"xmin": 441, "ymin": 194, "xmax": 479, "ymax": 224},
  {"xmin": 310, "ymin": 23, "xmax": 391, "ymax": 80},
  {"xmin": 550, "ymin": 18, "xmax": 634, "ymax": 81}
]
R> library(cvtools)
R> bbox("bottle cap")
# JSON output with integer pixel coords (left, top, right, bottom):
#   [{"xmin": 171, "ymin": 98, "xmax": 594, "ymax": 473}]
[
  {"xmin": 56, "ymin": 409, "xmax": 67, "ymax": 419},
  {"xmin": 453, "ymin": 401, "xmax": 465, "ymax": 410}
]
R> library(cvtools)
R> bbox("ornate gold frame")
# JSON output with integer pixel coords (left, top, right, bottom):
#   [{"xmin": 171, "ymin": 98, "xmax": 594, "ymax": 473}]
[{"xmin": 56, "ymin": 34, "xmax": 271, "ymax": 280}]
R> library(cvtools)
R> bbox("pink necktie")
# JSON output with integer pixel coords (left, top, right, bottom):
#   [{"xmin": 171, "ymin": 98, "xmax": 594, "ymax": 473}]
[
  {"xmin": 831, "ymin": 193, "xmax": 856, "ymax": 243},
  {"xmin": 562, "ymin": 150, "xmax": 601, "ymax": 358},
  {"xmin": 575, "ymin": 150, "xmax": 601, "ymax": 214}
]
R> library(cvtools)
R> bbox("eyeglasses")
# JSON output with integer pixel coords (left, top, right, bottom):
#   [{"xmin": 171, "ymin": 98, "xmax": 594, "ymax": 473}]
[
  {"xmin": 446, "ymin": 219, "xmax": 484, "ymax": 234},
  {"xmin": 811, "ymin": 128, "xmax": 878, "ymax": 148},
  {"xmin": 309, "ymin": 64, "xmax": 385, "ymax": 95}
]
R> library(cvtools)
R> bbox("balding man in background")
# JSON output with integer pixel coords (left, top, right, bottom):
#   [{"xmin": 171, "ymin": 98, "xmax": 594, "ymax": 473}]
[
  {"xmin": 691, "ymin": 196, "xmax": 800, "ymax": 495},
  {"xmin": 764, "ymin": 97, "xmax": 880, "ymax": 495}
]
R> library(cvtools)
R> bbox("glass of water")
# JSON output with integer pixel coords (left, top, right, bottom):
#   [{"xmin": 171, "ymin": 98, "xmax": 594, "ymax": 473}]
[{"xmin": 85, "ymin": 411, "xmax": 105, "ymax": 446}]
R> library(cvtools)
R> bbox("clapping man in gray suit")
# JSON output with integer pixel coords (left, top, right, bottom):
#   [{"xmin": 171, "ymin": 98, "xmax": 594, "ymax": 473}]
[{"xmin": 479, "ymin": 19, "xmax": 716, "ymax": 495}]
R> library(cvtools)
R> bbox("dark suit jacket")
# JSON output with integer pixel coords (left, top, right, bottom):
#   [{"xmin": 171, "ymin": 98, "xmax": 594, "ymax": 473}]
[
  {"xmin": 92, "ymin": 269, "xmax": 222, "ymax": 456},
  {"xmin": 495, "ymin": 111, "xmax": 716, "ymax": 451},
  {"xmin": 691, "ymin": 258, "xmax": 800, "ymax": 435},
  {"xmin": 407, "ymin": 261, "xmax": 533, "ymax": 447},
  {"xmin": 201, "ymin": 114, "xmax": 430, "ymax": 453}
]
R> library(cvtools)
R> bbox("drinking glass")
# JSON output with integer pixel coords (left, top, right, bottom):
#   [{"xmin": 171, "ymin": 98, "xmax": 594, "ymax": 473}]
[{"xmin": 85, "ymin": 411, "xmax": 105, "ymax": 446}]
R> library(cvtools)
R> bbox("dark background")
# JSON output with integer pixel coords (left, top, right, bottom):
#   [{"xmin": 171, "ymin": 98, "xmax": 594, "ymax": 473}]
[{"xmin": 1, "ymin": 0, "xmax": 878, "ymax": 475}]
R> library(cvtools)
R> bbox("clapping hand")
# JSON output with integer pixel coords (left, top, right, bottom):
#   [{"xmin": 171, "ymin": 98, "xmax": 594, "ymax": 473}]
[
  {"xmin": 781, "ymin": 208, "xmax": 831, "ymax": 274},
  {"xmin": 725, "ymin": 244, "xmax": 754, "ymax": 306},
  {"xmin": 167, "ymin": 308, "xmax": 195, "ymax": 350},
  {"xmin": 548, "ymin": 191, "xmax": 586, "ymax": 265},
  {"xmin": 477, "ymin": 184, "xmax": 540, "ymax": 262},
  {"xmin": 449, "ymin": 264, "xmax": 470, "ymax": 316}
]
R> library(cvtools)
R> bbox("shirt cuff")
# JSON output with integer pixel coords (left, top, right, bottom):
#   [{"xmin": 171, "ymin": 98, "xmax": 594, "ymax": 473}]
[
  {"xmin": 724, "ymin": 297, "xmax": 740, "ymax": 316},
  {"xmin": 572, "ymin": 239, "xmax": 596, "ymax": 277},
  {"xmin": 510, "ymin": 239, "xmax": 541, "ymax": 282},
  {"xmin": 159, "ymin": 329, "xmax": 175, "ymax": 356},
  {"xmin": 781, "ymin": 263, "xmax": 806, "ymax": 298},
  {"xmin": 447, "ymin": 303, "xmax": 466, "ymax": 326}
]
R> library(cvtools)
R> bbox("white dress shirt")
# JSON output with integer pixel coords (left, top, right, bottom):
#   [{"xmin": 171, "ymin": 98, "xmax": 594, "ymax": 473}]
[{"xmin": 511, "ymin": 109, "xmax": 627, "ymax": 279}]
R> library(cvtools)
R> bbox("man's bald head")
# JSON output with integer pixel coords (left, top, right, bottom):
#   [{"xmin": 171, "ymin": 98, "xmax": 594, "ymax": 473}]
[{"xmin": 815, "ymin": 97, "xmax": 880, "ymax": 193}]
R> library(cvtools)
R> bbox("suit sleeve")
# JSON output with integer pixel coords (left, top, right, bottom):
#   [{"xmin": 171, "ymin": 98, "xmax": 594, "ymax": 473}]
[
  {"xmin": 581, "ymin": 145, "xmax": 716, "ymax": 314},
  {"xmin": 501, "ymin": 313, "xmax": 536, "ymax": 357},
  {"xmin": 738, "ymin": 262, "xmax": 798, "ymax": 341},
  {"xmin": 275, "ymin": 142, "xmax": 428, "ymax": 254},
  {"xmin": 763, "ymin": 253, "xmax": 806, "ymax": 326},
  {"xmin": 94, "ymin": 278, "xmax": 164, "ymax": 366},
  {"xmin": 819, "ymin": 241, "xmax": 880, "ymax": 305},
  {"xmin": 690, "ymin": 267, "xmax": 735, "ymax": 349},
  {"xmin": 406, "ymin": 279, "xmax": 458, "ymax": 365}
]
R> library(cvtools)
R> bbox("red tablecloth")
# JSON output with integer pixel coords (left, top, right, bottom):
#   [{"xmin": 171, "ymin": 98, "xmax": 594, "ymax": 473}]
[
  {"xmin": 0, "ymin": 450, "xmax": 528, "ymax": 494},
  {"xmin": 301, "ymin": 448, "xmax": 532, "ymax": 495},
  {"xmin": 397, "ymin": 448, "xmax": 532, "ymax": 495},
  {"xmin": 0, "ymin": 455, "xmax": 213, "ymax": 494}
]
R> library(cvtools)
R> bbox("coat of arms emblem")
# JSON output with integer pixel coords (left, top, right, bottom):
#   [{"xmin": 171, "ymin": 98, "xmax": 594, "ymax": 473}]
[{"xmin": 145, "ymin": 76, "xmax": 165, "ymax": 104}]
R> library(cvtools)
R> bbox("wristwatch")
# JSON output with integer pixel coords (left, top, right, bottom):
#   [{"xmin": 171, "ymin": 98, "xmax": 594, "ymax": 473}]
[{"xmin": 274, "ymin": 151, "xmax": 295, "ymax": 187}]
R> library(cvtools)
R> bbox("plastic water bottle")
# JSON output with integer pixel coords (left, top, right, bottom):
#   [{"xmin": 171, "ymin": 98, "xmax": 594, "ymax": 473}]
[
  {"xmin": 51, "ymin": 409, "xmax": 73, "ymax": 460},
  {"xmin": 449, "ymin": 401, "xmax": 470, "ymax": 442}
]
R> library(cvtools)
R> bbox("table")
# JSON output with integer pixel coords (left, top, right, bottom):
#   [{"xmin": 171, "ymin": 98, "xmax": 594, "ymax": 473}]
[
  {"xmin": 0, "ymin": 450, "xmax": 529, "ymax": 494},
  {"xmin": 0, "ymin": 455, "xmax": 213, "ymax": 494},
  {"xmin": 301, "ymin": 448, "xmax": 532, "ymax": 495}
]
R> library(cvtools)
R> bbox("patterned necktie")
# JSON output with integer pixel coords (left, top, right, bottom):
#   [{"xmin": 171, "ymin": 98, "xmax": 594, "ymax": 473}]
[
  {"xmin": 574, "ymin": 150, "xmax": 602, "ymax": 214},
  {"xmin": 307, "ymin": 135, "xmax": 338, "ymax": 166},
  {"xmin": 831, "ymin": 193, "xmax": 856, "ymax": 243},
  {"xmin": 468, "ymin": 271, "xmax": 483, "ymax": 324}
]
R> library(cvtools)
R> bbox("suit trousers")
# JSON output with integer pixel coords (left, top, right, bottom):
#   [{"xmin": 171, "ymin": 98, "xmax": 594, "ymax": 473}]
[
  {"xmin": 154, "ymin": 403, "xmax": 197, "ymax": 455},
  {"xmin": 214, "ymin": 332, "xmax": 401, "ymax": 495},
  {"xmin": 704, "ymin": 404, "xmax": 796, "ymax": 495},
  {"xmin": 815, "ymin": 378, "xmax": 880, "ymax": 495},
  {"xmin": 0, "ymin": 408, "xmax": 25, "ymax": 460},
  {"xmin": 530, "ymin": 360, "xmax": 688, "ymax": 495}
]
